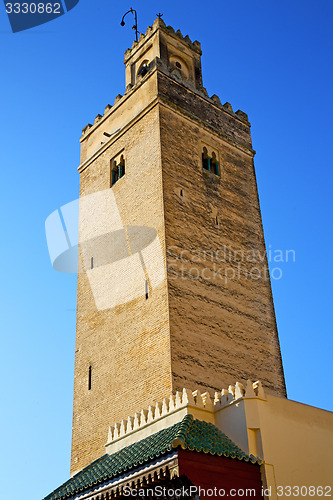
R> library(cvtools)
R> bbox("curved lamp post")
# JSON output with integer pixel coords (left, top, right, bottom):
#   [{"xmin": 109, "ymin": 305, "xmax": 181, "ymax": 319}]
[{"xmin": 120, "ymin": 8, "xmax": 139, "ymax": 42}]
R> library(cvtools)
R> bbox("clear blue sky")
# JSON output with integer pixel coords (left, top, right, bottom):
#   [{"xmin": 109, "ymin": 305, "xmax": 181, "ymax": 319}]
[{"xmin": 0, "ymin": 1, "xmax": 332, "ymax": 499}]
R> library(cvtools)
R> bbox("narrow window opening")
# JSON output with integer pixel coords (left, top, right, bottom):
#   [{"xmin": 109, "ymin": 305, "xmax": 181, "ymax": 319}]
[
  {"xmin": 91, "ymin": 257, "xmax": 94, "ymax": 269},
  {"xmin": 111, "ymin": 160, "xmax": 118, "ymax": 186},
  {"xmin": 180, "ymin": 189, "xmax": 183, "ymax": 197},
  {"xmin": 120, "ymin": 155, "xmax": 125, "ymax": 178},
  {"xmin": 215, "ymin": 216, "xmax": 219, "ymax": 226},
  {"xmin": 145, "ymin": 280, "xmax": 149, "ymax": 300},
  {"xmin": 176, "ymin": 61, "xmax": 182, "ymax": 69},
  {"xmin": 111, "ymin": 156, "xmax": 126, "ymax": 187},
  {"xmin": 202, "ymin": 147, "xmax": 220, "ymax": 176},
  {"xmin": 137, "ymin": 60, "xmax": 150, "ymax": 79},
  {"xmin": 88, "ymin": 365, "xmax": 92, "ymax": 391},
  {"xmin": 211, "ymin": 152, "xmax": 219, "ymax": 175}
]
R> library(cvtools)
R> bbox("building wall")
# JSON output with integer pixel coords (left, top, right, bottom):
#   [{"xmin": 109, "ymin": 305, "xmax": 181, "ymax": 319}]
[
  {"xmin": 71, "ymin": 101, "xmax": 173, "ymax": 474},
  {"xmin": 72, "ymin": 22, "xmax": 286, "ymax": 474},
  {"xmin": 158, "ymin": 73, "xmax": 285, "ymax": 397},
  {"xmin": 215, "ymin": 393, "xmax": 333, "ymax": 499}
]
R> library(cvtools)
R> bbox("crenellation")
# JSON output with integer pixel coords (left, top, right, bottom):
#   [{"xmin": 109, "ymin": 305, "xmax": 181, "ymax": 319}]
[
  {"xmin": 202, "ymin": 392, "xmax": 214, "ymax": 411},
  {"xmin": 214, "ymin": 391, "xmax": 221, "ymax": 404},
  {"xmin": 228, "ymin": 385, "xmax": 236, "ymax": 399},
  {"xmin": 114, "ymin": 422, "xmax": 121, "ymax": 440},
  {"xmin": 200, "ymin": 86, "xmax": 209, "ymax": 98},
  {"xmin": 82, "ymin": 123, "xmax": 92, "ymax": 136},
  {"xmin": 245, "ymin": 379, "xmax": 257, "ymax": 398},
  {"xmin": 252, "ymin": 380, "xmax": 266, "ymax": 400},
  {"xmin": 147, "ymin": 405, "xmax": 155, "ymax": 423},
  {"xmin": 133, "ymin": 413, "xmax": 141, "ymax": 430},
  {"xmin": 175, "ymin": 29, "xmax": 183, "ymax": 39},
  {"xmin": 141, "ymin": 409, "xmax": 149, "ymax": 425},
  {"xmin": 182, "ymin": 388, "xmax": 195, "ymax": 406},
  {"xmin": 223, "ymin": 102, "xmax": 234, "ymax": 113},
  {"xmin": 169, "ymin": 394, "xmax": 176, "ymax": 412},
  {"xmin": 155, "ymin": 401, "xmax": 163, "ymax": 419},
  {"xmin": 211, "ymin": 94, "xmax": 222, "ymax": 107},
  {"xmin": 220, "ymin": 389, "xmax": 229, "ymax": 406},
  {"xmin": 114, "ymin": 94, "xmax": 123, "ymax": 105},
  {"xmin": 166, "ymin": 25, "xmax": 175, "ymax": 35},
  {"xmin": 120, "ymin": 419, "xmax": 127, "ymax": 436},
  {"xmin": 235, "ymin": 381, "xmax": 245, "ymax": 399},
  {"xmin": 235, "ymin": 109, "xmax": 249, "ymax": 122},
  {"xmin": 127, "ymin": 415, "xmax": 134, "ymax": 431},
  {"xmin": 105, "ymin": 381, "xmax": 268, "ymax": 455},
  {"xmin": 162, "ymin": 398, "xmax": 170, "ymax": 415},
  {"xmin": 192, "ymin": 389, "xmax": 205, "ymax": 408}
]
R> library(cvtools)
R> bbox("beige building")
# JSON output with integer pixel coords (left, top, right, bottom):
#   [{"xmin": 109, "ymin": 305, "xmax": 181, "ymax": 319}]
[
  {"xmin": 73, "ymin": 15, "xmax": 286, "ymax": 475},
  {"xmin": 44, "ymin": 17, "xmax": 333, "ymax": 500}
]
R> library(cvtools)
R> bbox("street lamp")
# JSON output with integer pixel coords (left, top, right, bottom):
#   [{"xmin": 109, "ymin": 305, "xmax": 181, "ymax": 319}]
[{"xmin": 120, "ymin": 8, "xmax": 139, "ymax": 43}]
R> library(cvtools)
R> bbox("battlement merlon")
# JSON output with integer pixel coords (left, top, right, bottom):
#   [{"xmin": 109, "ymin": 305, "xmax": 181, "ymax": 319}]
[{"xmin": 124, "ymin": 17, "xmax": 202, "ymax": 61}]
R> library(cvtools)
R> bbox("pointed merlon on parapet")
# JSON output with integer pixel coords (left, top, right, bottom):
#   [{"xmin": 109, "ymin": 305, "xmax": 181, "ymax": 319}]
[
  {"xmin": 82, "ymin": 123, "xmax": 92, "ymax": 136},
  {"xmin": 107, "ymin": 381, "xmax": 266, "ymax": 443},
  {"xmin": 114, "ymin": 94, "xmax": 123, "ymax": 105}
]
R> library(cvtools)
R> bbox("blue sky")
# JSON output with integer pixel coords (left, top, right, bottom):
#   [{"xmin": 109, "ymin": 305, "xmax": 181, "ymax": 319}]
[{"xmin": 0, "ymin": 1, "xmax": 332, "ymax": 499}]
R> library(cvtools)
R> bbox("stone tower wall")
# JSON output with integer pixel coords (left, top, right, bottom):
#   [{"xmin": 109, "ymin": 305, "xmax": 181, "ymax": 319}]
[
  {"xmin": 71, "ymin": 18, "xmax": 286, "ymax": 475},
  {"xmin": 71, "ymin": 103, "xmax": 173, "ymax": 474},
  {"xmin": 157, "ymin": 76, "xmax": 285, "ymax": 395}
]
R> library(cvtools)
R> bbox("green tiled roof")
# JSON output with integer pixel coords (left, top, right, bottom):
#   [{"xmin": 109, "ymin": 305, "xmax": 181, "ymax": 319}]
[{"xmin": 44, "ymin": 415, "xmax": 260, "ymax": 500}]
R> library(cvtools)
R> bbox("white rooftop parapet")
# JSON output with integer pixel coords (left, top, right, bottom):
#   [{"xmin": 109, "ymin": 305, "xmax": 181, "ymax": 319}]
[{"xmin": 105, "ymin": 381, "xmax": 266, "ymax": 455}]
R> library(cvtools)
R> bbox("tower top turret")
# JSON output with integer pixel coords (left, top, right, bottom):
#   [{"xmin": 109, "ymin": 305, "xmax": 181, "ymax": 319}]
[{"xmin": 124, "ymin": 17, "xmax": 203, "ymax": 91}]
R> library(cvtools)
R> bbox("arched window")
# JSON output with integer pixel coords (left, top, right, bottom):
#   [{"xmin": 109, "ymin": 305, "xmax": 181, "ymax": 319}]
[
  {"xmin": 202, "ymin": 147, "xmax": 209, "ymax": 171},
  {"xmin": 111, "ymin": 155, "xmax": 126, "ymax": 186},
  {"xmin": 169, "ymin": 55, "xmax": 190, "ymax": 79},
  {"xmin": 119, "ymin": 155, "xmax": 125, "ymax": 178},
  {"xmin": 202, "ymin": 147, "xmax": 220, "ymax": 176},
  {"xmin": 137, "ymin": 59, "xmax": 150, "ymax": 79},
  {"xmin": 211, "ymin": 152, "xmax": 219, "ymax": 176},
  {"xmin": 111, "ymin": 160, "xmax": 118, "ymax": 186}
]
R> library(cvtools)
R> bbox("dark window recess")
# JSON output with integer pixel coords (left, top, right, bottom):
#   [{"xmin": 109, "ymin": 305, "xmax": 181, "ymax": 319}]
[
  {"xmin": 211, "ymin": 152, "xmax": 219, "ymax": 175},
  {"xmin": 138, "ymin": 64, "xmax": 148, "ymax": 77},
  {"xmin": 145, "ymin": 280, "xmax": 149, "ymax": 300},
  {"xmin": 111, "ymin": 155, "xmax": 125, "ymax": 186},
  {"xmin": 88, "ymin": 365, "xmax": 92, "ymax": 391},
  {"xmin": 215, "ymin": 216, "xmax": 219, "ymax": 226},
  {"xmin": 202, "ymin": 148, "xmax": 220, "ymax": 176},
  {"xmin": 180, "ymin": 189, "xmax": 183, "ymax": 197},
  {"xmin": 91, "ymin": 257, "xmax": 94, "ymax": 269},
  {"xmin": 176, "ymin": 61, "xmax": 182, "ymax": 69}
]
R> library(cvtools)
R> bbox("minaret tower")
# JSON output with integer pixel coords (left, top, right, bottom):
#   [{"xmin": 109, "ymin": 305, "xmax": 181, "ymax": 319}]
[{"xmin": 71, "ymin": 17, "xmax": 286, "ymax": 475}]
